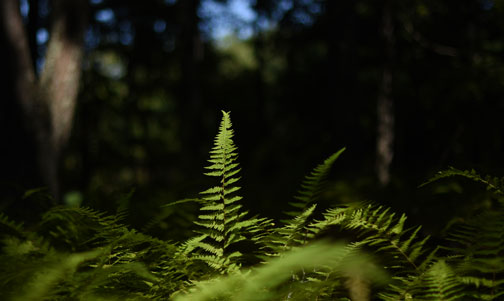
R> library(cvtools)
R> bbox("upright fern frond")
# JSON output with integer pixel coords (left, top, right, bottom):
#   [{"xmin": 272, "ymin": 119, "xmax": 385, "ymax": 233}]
[
  {"xmin": 263, "ymin": 149, "xmax": 345, "ymax": 257},
  {"xmin": 182, "ymin": 111, "xmax": 261, "ymax": 274},
  {"xmin": 286, "ymin": 148, "xmax": 345, "ymax": 217}
]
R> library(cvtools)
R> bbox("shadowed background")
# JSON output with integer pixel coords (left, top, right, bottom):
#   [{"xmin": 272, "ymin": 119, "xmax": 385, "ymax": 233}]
[{"xmin": 1, "ymin": 0, "xmax": 504, "ymax": 238}]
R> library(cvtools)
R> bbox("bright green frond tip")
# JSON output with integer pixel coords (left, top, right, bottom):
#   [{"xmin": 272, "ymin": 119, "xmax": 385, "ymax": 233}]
[{"xmin": 204, "ymin": 111, "xmax": 239, "ymax": 178}]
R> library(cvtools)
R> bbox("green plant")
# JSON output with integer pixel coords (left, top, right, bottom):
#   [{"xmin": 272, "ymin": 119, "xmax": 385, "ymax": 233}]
[
  {"xmin": 1, "ymin": 111, "xmax": 503, "ymax": 300},
  {"xmin": 177, "ymin": 111, "xmax": 268, "ymax": 274}
]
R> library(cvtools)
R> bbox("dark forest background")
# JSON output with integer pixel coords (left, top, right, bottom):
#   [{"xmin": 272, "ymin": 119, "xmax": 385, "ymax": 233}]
[{"xmin": 1, "ymin": 0, "xmax": 504, "ymax": 238}]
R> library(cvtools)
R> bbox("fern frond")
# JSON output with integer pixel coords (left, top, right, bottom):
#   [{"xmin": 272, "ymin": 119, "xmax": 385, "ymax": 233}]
[
  {"xmin": 184, "ymin": 111, "xmax": 263, "ymax": 274},
  {"xmin": 418, "ymin": 167, "xmax": 504, "ymax": 299},
  {"xmin": 339, "ymin": 204, "xmax": 435, "ymax": 273},
  {"xmin": 420, "ymin": 167, "xmax": 504, "ymax": 196},
  {"xmin": 1, "ymin": 212, "xmax": 183, "ymax": 300},
  {"xmin": 307, "ymin": 203, "xmax": 438, "ymax": 299},
  {"xmin": 1, "ymin": 247, "xmax": 104, "ymax": 301},
  {"xmin": 0, "ymin": 212, "xmax": 25, "ymax": 239},
  {"xmin": 38, "ymin": 206, "xmax": 127, "ymax": 251},
  {"xmin": 441, "ymin": 210, "xmax": 504, "ymax": 300},
  {"xmin": 286, "ymin": 148, "xmax": 345, "ymax": 217},
  {"xmin": 264, "ymin": 204, "xmax": 317, "ymax": 258},
  {"xmin": 175, "ymin": 240, "xmax": 388, "ymax": 301},
  {"xmin": 310, "ymin": 203, "xmax": 432, "ymax": 269},
  {"xmin": 379, "ymin": 260, "xmax": 464, "ymax": 301},
  {"xmin": 260, "ymin": 205, "xmax": 390, "ymax": 299},
  {"xmin": 259, "ymin": 149, "xmax": 346, "ymax": 262},
  {"xmin": 418, "ymin": 260, "xmax": 465, "ymax": 300}
]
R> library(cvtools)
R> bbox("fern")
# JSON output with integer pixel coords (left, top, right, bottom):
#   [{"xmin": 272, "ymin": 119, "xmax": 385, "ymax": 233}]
[
  {"xmin": 11, "ymin": 248, "xmax": 105, "ymax": 301},
  {"xmin": 38, "ymin": 206, "xmax": 127, "ymax": 251},
  {"xmin": 180, "ymin": 111, "xmax": 265, "ymax": 274},
  {"xmin": 173, "ymin": 241, "xmax": 384, "ymax": 301},
  {"xmin": 420, "ymin": 167, "xmax": 504, "ymax": 196},
  {"xmin": 256, "ymin": 150, "xmax": 354, "ymax": 297},
  {"xmin": 419, "ymin": 260, "xmax": 465, "ymax": 300},
  {"xmin": 421, "ymin": 167, "xmax": 504, "ymax": 300},
  {"xmin": 286, "ymin": 148, "xmax": 345, "ymax": 217},
  {"xmin": 0, "ymin": 212, "xmax": 25, "ymax": 240},
  {"xmin": 0, "ymin": 203, "xmax": 186, "ymax": 300},
  {"xmin": 314, "ymin": 203, "xmax": 435, "ymax": 272},
  {"xmin": 5, "ymin": 111, "xmax": 504, "ymax": 300},
  {"xmin": 266, "ymin": 204, "xmax": 318, "ymax": 256},
  {"xmin": 262, "ymin": 150, "xmax": 345, "ymax": 261},
  {"xmin": 304, "ymin": 203, "xmax": 439, "ymax": 300},
  {"xmin": 441, "ymin": 210, "xmax": 504, "ymax": 300}
]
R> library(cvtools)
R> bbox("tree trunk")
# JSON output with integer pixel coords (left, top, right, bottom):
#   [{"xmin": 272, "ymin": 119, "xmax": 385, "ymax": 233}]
[
  {"xmin": 376, "ymin": 0, "xmax": 395, "ymax": 186},
  {"xmin": 0, "ymin": 0, "xmax": 88, "ymax": 201}
]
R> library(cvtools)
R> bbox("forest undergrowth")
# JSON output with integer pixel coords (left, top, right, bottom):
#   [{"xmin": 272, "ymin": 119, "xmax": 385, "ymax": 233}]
[{"xmin": 1, "ymin": 111, "xmax": 503, "ymax": 300}]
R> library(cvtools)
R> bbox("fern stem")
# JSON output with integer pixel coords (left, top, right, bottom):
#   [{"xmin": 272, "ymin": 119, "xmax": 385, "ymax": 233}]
[{"xmin": 390, "ymin": 239, "xmax": 419, "ymax": 271}]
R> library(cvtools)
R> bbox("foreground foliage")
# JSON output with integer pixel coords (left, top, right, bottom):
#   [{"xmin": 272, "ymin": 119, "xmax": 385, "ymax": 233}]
[{"xmin": 1, "ymin": 111, "xmax": 503, "ymax": 300}]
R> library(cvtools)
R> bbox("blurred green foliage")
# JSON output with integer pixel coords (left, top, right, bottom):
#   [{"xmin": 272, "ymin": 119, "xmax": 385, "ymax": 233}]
[{"xmin": 1, "ymin": 114, "xmax": 504, "ymax": 300}]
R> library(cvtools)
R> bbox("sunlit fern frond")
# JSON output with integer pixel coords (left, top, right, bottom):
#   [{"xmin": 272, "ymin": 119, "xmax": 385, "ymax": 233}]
[
  {"xmin": 285, "ymin": 148, "xmax": 345, "ymax": 217},
  {"xmin": 182, "ymin": 111, "xmax": 265, "ymax": 274}
]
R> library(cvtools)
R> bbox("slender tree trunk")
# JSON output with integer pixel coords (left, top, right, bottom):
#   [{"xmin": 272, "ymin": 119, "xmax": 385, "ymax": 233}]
[
  {"xmin": 0, "ymin": 0, "xmax": 88, "ymax": 201},
  {"xmin": 376, "ymin": 0, "xmax": 395, "ymax": 186}
]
